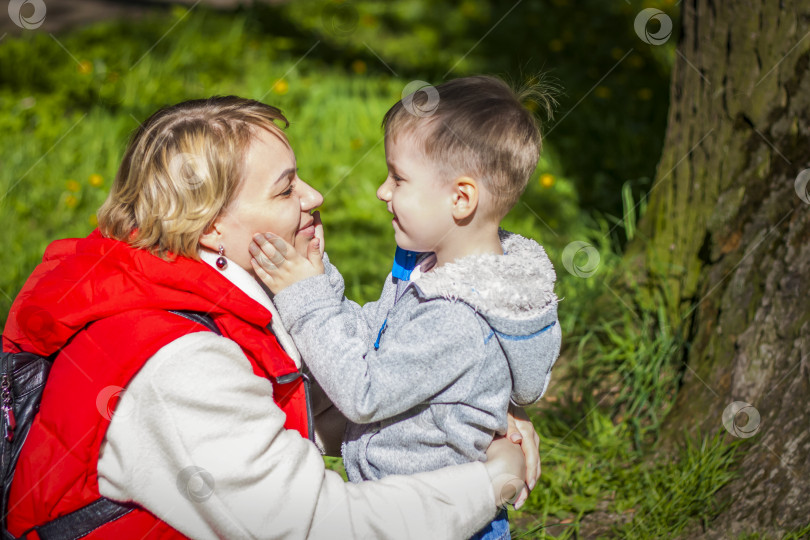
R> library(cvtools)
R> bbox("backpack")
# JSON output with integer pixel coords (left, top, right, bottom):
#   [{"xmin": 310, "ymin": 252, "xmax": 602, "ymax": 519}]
[{"xmin": 1, "ymin": 311, "xmax": 220, "ymax": 540}]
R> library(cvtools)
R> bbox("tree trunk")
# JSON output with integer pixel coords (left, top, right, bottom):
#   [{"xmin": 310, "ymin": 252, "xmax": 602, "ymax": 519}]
[{"xmin": 624, "ymin": 0, "xmax": 810, "ymax": 535}]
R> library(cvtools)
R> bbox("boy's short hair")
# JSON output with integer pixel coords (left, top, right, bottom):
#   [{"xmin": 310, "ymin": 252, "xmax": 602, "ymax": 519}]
[
  {"xmin": 383, "ymin": 76, "xmax": 543, "ymax": 219},
  {"xmin": 98, "ymin": 96, "xmax": 288, "ymax": 260}
]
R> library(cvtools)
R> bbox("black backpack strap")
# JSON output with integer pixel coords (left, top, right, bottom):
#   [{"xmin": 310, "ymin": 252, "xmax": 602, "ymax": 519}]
[
  {"xmin": 19, "ymin": 498, "xmax": 134, "ymax": 540},
  {"xmin": 168, "ymin": 310, "xmax": 222, "ymax": 336}
]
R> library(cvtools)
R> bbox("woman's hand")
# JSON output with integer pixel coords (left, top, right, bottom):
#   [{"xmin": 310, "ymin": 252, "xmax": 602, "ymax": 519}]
[
  {"xmin": 484, "ymin": 436, "xmax": 527, "ymax": 509},
  {"xmin": 506, "ymin": 404, "xmax": 541, "ymax": 509},
  {"xmin": 249, "ymin": 233, "xmax": 323, "ymax": 294}
]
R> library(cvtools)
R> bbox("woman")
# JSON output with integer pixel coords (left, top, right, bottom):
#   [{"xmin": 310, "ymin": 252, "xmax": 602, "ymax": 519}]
[{"xmin": 2, "ymin": 96, "xmax": 539, "ymax": 539}]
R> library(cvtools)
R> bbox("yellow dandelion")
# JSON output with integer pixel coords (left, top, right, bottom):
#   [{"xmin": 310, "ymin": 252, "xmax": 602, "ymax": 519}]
[
  {"xmin": 65, "ymin": 195, "xmax": 79, "ymax": 208},
  {"xmin": 540, "ymin": 173, "xmax": 555, "ymax": 188},
  {"xmin": 549, "ymin": 39, "xmax": 564, "ymax": 52},
  {"xmin": 66, "ymin": 179, "xmax": 80, "ymax": 192},
  {"xmin": 525, "ymin": 100, "xmax": 539, "ymax": 112},
  {"xmin": 273, "ymin": 79, "xmax": 289, "ymax": 95},
  {"xmin": 637, "ymin": 88, "xmax": 653, "ymax": 100},
  {"xmin": 89, "ymin": 214, "xmax": 99, "ymax": 227},
  {"xmin": 611, "ymin": 47, "xmax": 625, "ymax": 60},
  {"xmin": 78, "ymin": 60, "xmax": 92, "ymax": 75},
  {"xmin": 594, "ymin": 86, "xmax": 612, "ymax": 99},
  {"xmin": 350, "ymin": 138, "xmax": 364, "ymax": 150},
  {"xmin": 89, "ymin": 174, "xmax": 104, "ymax": 187},
  {"xmin": 351, "ymin": 59, "xmax": 367, "ymax": 75}
]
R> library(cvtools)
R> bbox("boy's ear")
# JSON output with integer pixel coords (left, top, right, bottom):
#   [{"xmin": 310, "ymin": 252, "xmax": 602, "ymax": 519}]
[
  {"xmin": 451, "ymin": 176, "xmax": 479, "ymax": 221},
  {"xmin": 199, "ymin": 220, "xmax": 224, "ymax": 253}
]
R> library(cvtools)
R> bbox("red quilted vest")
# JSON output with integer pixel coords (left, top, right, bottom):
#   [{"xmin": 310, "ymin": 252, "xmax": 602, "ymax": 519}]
[{"xmin": 2, "ymin": 230, "xmax": 309, "ymax": 538}]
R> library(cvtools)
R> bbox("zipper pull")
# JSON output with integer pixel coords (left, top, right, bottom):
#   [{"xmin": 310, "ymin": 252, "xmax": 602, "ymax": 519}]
[
  {"xmin": 2, "ymin": 374, "xmax": 15, "ymax": 441},
  {"xmin": 3, "ymin": 407, "xmax": 15, "ymax": 441}
]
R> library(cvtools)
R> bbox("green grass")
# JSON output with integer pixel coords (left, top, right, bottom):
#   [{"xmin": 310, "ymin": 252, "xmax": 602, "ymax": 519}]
[{"xmin": 0, "ymin": 3, "xmax": 753, "ymax": 538}]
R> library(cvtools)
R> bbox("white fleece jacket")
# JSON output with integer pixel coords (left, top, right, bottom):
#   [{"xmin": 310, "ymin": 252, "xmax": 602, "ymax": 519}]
[{"xmin": 96, "ymin": 249, "xmax": 496, "ymax": 539}]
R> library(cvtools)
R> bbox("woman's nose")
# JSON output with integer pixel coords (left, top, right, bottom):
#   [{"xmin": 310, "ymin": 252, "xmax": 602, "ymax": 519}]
[{"xmin": 300, "ymin": 180, "xmax": 324, "ymax": 211}]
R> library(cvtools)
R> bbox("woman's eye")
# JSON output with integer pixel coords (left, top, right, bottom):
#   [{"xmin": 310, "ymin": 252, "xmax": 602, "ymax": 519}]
[{"xmin": 280, "ymin": 182, "xmax": 295, "ymax": 197}]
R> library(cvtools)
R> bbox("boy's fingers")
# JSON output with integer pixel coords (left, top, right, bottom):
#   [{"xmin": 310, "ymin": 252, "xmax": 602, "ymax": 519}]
[
  {"xmin": 313, "ymin": 211, "xmax": 325, "ymax": 256},
  {"xmin": 250, "ymin": 240, "xmax": 282, "ymax": 269},
  {"xmin": 308, "ymin": 238, "xmax": 324, "ymax": 269},
  {"xmin": 250, "ymin": 259, "xmax": 273, "ymax": 281},
  {"xmin": 264, "ymin": 233, "xmax": 291, "ymax": 258}
]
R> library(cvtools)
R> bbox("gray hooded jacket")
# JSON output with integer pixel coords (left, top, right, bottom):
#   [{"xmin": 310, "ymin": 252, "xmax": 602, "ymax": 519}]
[{"xmin": 272, "ymin": 230, "xmax": 562, "ymax": 482}]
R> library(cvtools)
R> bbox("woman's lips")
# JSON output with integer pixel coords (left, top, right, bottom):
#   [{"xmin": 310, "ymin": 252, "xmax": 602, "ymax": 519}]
[{"xmin": 298, "ymin": 224, "xmax": 315, "ymax": 235}]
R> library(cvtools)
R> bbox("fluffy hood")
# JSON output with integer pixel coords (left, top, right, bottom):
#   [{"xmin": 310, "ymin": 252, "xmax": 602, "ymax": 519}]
[
  {"xmin": 411, "ymin": 230, "xmax": 561, "ymax": 405},
  {"xmin": 413, "ymin": 229, "xmax": 558, "ymax": 321}
]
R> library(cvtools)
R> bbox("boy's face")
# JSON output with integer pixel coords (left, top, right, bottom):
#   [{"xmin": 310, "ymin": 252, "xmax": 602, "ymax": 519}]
[{"xmin": 378, "ymin": 133, "xmax": 457, "ymax": 252}]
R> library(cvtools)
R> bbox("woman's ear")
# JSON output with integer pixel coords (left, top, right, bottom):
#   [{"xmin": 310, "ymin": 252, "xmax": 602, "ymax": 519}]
[
  {"xmin": 199, "ymin": 221, "xmax": 223, "ymax": 253},
  {"xmin": 451, "ymin": 176, "xmax": 479, "ymax": 221}
]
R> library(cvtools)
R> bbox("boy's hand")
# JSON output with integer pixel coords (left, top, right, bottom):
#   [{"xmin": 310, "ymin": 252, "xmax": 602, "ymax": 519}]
[
  {"xmin": 506, "ymin": 404, "xmax": 541, "ymax": 509},
  {"xmin": 249, "ymin": 233, "xmax": 324, "ymax": 294},
  {"xmin": 313, "ymin": 210, "xmax": 325, "ymax": 257}
]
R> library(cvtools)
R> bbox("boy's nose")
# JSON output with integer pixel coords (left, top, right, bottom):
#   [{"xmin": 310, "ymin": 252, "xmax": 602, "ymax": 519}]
[{"xmin": 376, "ymin": 180, "xmax": 392, "ymax": 202}]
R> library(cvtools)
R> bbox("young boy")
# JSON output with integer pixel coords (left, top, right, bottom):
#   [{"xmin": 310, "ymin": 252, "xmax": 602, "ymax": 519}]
[{"xmin": 250, "ymin": 76, "xmax": 561, "ymax": 538}]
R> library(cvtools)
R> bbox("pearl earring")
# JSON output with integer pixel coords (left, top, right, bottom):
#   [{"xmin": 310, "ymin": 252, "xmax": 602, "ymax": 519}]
[{"xmin": 216, "ymin": 245, "xmax": 227, "ymax": 270}]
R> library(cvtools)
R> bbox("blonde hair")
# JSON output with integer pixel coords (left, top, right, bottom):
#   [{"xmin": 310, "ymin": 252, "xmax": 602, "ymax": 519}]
[
  {"xmin": 383, "ymin": 75, "xmax": 554, "ymax": 219},
  {"xmin": 98, "ymin": 96, "xmax": 289, "ymax": 260}
]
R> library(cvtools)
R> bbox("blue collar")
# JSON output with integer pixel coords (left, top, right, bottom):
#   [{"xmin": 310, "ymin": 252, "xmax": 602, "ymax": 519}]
[{"xmin": 391, "ymin": 247, "xmax": 424, "ymax": 281}]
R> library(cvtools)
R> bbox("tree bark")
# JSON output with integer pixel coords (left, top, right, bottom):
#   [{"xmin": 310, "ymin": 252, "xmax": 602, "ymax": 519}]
[{"xmin": 624, "ymin": 0, "xmax": 810, "ymax": 535}]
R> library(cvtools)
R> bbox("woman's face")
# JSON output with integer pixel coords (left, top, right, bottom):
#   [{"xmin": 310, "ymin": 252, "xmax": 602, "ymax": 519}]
[{"xmin": 208, "ymin": 128, "xmax": 323, "ymax": 273}]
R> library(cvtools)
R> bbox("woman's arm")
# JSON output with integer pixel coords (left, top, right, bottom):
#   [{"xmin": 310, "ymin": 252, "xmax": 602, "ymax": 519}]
[{"xmin": 97, "ymin": 332, "xmax": 500, "ymax": 539}]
